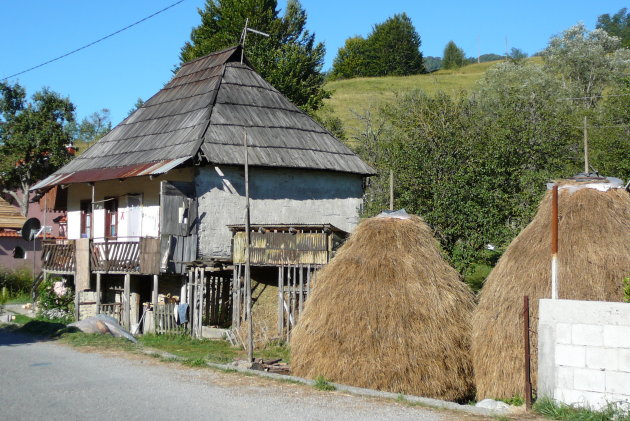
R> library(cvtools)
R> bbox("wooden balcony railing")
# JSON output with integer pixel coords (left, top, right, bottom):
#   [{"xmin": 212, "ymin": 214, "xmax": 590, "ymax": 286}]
[
  {"xmin": 90, "ymin": 238, "xmax": 140, "ymax": 273},
  {"xmin": 42, "ymin": 237, "xmax": 162, "ymax": 274},
  {"xmin": 42, "ymin": 240, "xmax": 76, "ymax": 273}
]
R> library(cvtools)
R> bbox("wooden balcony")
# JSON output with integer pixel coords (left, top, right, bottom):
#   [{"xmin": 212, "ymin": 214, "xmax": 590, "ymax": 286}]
[
  {"xmin": 42, "ymin": 239, "xmax": 76, "ymax": 273},
  {"xmin": 42, "ymin": 237, "xmax": 161, "ymax": 275}
]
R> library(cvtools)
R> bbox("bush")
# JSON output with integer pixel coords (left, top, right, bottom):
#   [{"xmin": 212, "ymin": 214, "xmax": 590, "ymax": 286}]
[
  {"xmin": 0, "ymin": 269, "xmax": 32, "ymax": 296},
  {"xmin": 37, "ymin": 276, "xmax": 74, "ymax": 323}
]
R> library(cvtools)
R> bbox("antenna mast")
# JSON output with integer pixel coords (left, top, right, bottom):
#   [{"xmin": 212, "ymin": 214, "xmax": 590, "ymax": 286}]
[{"xmin": 240, "ymin": 18, "xmax": 270, "ymax": 64}]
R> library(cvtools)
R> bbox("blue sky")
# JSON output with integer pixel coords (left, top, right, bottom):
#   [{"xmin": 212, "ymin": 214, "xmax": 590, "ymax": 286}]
[{"xmin": 1, "ymin": 1, "xmax": 626, "ymax": 126}]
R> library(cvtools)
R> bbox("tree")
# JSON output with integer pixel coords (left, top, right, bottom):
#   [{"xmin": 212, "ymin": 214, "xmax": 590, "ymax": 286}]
[
  {"xmin": 543, "ymin": 23, "xmax": 630, "ymax": 108},
  {"xmin": 367, "ymin": 13, "xmax": 424, "ymax": 76},
  {"xmin": 331, "ymin": 13, "xmax": 424, "ymax": 79},
  {"xmin": 67, "ymin": 109, "xmax": 111, "ymax": 154},
  {"xmin": 330, "ymin": 36, "xmax": 371, "ymax": 79},
  {"xmin": 180, "ymin": 0, "xmax": 328, "ymax": 113},
  {"xmin": 423, "ymin": 56, "xmax": 442, "ymax": 72},
  {"xmin": 0, "ymin": 82, "xmax": 75, "ymax": 216},
  {"xmin": 442, "ymin": 41, "xmax": 465, "ymax": 69},
  {"xmin": 596, "ymin": 8, "xmax": 630, "ymax": 48},
  {"xmin": 507, "ymin": 47, "xmax": 528, "ymax": 64}
]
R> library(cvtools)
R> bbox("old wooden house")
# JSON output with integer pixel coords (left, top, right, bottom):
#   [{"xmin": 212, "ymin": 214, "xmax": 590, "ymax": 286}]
[{"xmin": 33, "ymin": 46, "xmax": 374, "ymax": 336}]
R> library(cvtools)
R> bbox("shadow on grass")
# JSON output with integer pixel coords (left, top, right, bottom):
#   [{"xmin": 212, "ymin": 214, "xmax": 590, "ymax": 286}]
[{"xmin": 0, "ymin": 319, "xmax": 78, "ymax": 346}]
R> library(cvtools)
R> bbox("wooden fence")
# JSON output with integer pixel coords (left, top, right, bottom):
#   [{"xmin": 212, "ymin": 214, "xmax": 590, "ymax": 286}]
[
  {"xmin": 91, "ymin": 240, "xmax": 140, "ymax": 272},
  {"xmin": 99, "ymin": 303, "xmax": 122, "ymax": 323},
  {"xmin": 42, "ymin": 240, "xmax": 75, "ymax": 272},
  {"xmin": 154, "ymin": 303, "xmax": 188, "ymax": 334}
]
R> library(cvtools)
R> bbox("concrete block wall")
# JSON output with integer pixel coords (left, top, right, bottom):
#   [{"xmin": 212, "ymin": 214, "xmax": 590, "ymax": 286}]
[{"xmin": 538, "ymin": 299, "xmax": 630, "ymax": 410}]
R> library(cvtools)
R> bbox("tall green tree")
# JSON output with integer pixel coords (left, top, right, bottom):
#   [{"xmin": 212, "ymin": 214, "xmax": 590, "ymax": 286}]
[
  {"xmin": 367, "ymin": 13, "xmax": 424, "ymax": 76},
  {"xmin": 67, "ymin": 108, "xmax": 111, "ymax": 152},
  {"xmin": 596, "ymin": 8, "xmax": 630, "ymax": 48},
  {"xmin": 180, "ymin": 0, "xmax": 328, "ymax": 113},
  {"xmin": 0, "ymin": 82, "xmax": 75, "ymax": 216},
  {"xmin": 442, "ymin": 41, "xmax": 466, "ymax": 69},
  {"xmin": 330, "ymin": 13, "xmax": 424, "ymax": 79}
]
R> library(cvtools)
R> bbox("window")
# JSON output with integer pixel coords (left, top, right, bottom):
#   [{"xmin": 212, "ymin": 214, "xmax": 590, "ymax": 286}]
[
  {"xmin": 13, "ymin": 246, "xmax": 25, "ymax": 259},
  {"xmin": 80, "ymin": 200, "xmax": 92, "ymax": 238},
  {"xmin": 104, "ymin": 197, "xmax": 118, "ymax": 238}
]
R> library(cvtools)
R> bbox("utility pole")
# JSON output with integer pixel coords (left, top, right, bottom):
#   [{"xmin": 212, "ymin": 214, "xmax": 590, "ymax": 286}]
[{"xmin": 243, "ymin": 130, "xmax": 253, "ymax": 362}]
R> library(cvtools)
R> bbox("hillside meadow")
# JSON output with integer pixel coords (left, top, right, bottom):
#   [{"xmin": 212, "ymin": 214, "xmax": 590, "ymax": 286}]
[{"xmin": 324, "ymin": 57, "xmax": 542, "ymax": 138}]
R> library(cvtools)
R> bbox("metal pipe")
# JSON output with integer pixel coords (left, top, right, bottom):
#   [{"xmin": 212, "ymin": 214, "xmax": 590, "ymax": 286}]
[{"xmin": 551, "ymin": 184, "xmax": 559, "ymax": 299}]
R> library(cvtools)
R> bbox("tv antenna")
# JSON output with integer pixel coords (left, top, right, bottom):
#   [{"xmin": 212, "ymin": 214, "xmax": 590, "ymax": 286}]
[{"xmin": 239, "ymin": 18, "xmax": 270, "ymax": 64}]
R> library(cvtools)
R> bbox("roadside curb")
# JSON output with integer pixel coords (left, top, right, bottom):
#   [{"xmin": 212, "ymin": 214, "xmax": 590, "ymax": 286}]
[{"xmin": 139, "ymin": 348, "xmax": 505, "ymax": 417}]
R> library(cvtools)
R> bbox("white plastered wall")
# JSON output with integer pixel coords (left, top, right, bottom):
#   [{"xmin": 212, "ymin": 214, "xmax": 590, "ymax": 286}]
[{"xmin": 195, "ymin": 165, "xmax": 364, "ymax": 259}]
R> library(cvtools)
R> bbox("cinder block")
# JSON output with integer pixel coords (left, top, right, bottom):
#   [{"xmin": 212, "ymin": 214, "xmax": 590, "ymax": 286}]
[
  {"xmin": 604, "ymin": 326, "xmax": 630, "ymax": 348},
  {"xmin": 574, "ymin": 368, "xmax": 606, "ymax": 392},
  {"xmin": 619, "ymin": 349, "xmax": 630, "ymax": 373},
  {"xmin": 556, "ymin": 323, "xmax": 572, "ymax": 344},
  {"xmin": 606, "ymin": 371, "xmax": 630, "ymax": 395},
  {"xmin": 586, "ymin": 347, "xmax": 618, "ymax": 371},
  {"xmin": 572, "ymin": 324, "xmax": 604, "ymax": 346},
  {"xmin": 554, "ymin": 388, "xmax": 583, "ymax": 405},
  {"xmin": 556, "ymin": 344, "xmax": 586, "ymax": 368},
  {"xmin": 557, "ymin": 366, "xmax": 574, "ymax": 389}
]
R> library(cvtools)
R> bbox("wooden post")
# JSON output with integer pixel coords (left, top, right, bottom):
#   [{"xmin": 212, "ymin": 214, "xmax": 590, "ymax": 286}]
[
  {"xmin": 278, "ymin": 266, "xmax": 283, "ymax": 337},
  {"xmin": 551, "ymin": 184, "xmax": 559, "ymax": 299},
  {"xmin": 152, "ymin": 275, "xmax": 158, "ymax": 309},
  {"xmin": 123, "ymin": 274, "xmax": 131, "ymax": 330},
  {"xmin": 389, "ymin": 169, "xmax": 394, "ymax": 210},
  {"xmin": 583, "ymin": 116, "xmax": 589, "ymax": 174},
  {"xmin": 523, "ymin": 295, "xmax": 533, "ymax": 410},
  {"xmin": 298, "ymin": 265, "xmax": 304, "ymax": 317},
  {"xmin": 96, "ymin": 273, "xmax": 101, "ymax": 314}
]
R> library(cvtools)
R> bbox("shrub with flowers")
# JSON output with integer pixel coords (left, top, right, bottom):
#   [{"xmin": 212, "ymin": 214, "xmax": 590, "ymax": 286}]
[{"xmin": 37, "ymin": 277, "xmax": 74, "ymax": 322}]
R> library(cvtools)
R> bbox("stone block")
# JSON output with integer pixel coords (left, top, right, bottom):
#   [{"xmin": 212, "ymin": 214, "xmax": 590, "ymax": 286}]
[
  {"xmin": 572, "ymin": 324, "xmax": 603, "ymax": 346},
  {"xmin": 574, "ymin": 368, "xmax": 606, "ymax": 392},
  {"xmin": 604, "ymin": 325, "xmax": 630, "ymax": 348},
  {"xmin": 606, "ymin": 371, "xmax": 630, "ymax": 395},
  {"xmin": 556, "ymin": 323, "xmax": 572, "ymax": 344},
  {"xmin": 586, "ymin": 347, "xmax": 618, "ymax": 371},
  {"xmin": 556, "ymin": 344, "xmax": 585, "ymax": 368},
  {"xmin": 557, "ymin": 366, "xmax": 574, "ymax": 389},
  {"xmin": 619, "ymin": 349, "xmax": 630, "ymax": 373}
]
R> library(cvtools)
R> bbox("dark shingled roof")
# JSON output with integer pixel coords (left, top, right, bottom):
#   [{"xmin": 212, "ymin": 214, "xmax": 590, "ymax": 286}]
[{"xmin": 38, "ymin": 46, "xmax": 374, "ymax": 188}]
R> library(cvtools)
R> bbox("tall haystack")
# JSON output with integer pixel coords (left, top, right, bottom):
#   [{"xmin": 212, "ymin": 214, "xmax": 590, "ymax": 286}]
[
  {"xmin": 472, "ymin": 177, "xmax": 630, "ymax": 400},
  {"xmin": 290, "ymin": 212, "xmax": 475, "ymax": 401}
]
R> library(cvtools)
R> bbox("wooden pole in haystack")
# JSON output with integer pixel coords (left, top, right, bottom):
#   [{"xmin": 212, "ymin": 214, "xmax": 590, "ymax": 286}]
[
  {"xmin": 389, "ymin": 169, "xmax": 394, "ymax": 211},
  {"xmin": 243, "ymin": 130, "xmax": 253, "ymax": 362},
  {"xmin": 583, "ymin": 116, "xmax": 589, "ymax": 175},
  {"xmin": 523, "ymin": 295, "xmax": 532, "ymax": 410},
  {"xmin": 551, "ymin": 184, "xmax": 559, "ymax": 299}
]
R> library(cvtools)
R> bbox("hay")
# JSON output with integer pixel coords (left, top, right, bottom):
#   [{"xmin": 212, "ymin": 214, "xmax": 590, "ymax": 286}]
[
  {"xmin": 290, "ymin": 215, "xmax": 475, "ymax": 401},
  {"xmin": 472, "ymin": 186, "xmax": 630, "ymax": 400}
]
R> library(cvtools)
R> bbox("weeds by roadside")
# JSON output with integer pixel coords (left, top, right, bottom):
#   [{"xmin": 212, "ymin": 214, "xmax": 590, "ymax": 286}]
[
  {"xmin": 313, "ymin": 375, "xmax": 335, "ymax": 391},
  {"xmin": 534, "ymin": 397, "xmax": 630, "ymax": 421}
]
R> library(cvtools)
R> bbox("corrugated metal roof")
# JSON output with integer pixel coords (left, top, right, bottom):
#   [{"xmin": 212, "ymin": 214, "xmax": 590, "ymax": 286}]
[{"xmin": 34, "ymin": 45, "xmax": 375, "ymax": 190}]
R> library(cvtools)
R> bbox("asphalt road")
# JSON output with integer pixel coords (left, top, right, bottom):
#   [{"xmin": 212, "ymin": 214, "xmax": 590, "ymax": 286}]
[{"xmin": 0, "ymin": 329, "xmax": 473, "ymax": 421}]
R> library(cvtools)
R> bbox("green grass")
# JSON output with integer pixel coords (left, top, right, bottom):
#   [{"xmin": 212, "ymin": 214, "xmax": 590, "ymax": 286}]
[
  {"xmin": 498, "ymin": 395, "xmax": 524, "ymax": 407},
  {"xmin": 5, "ymin": 292, "xmax": 31, "ymax": 304},
  {"xmin": 464, "ymin": 263, "xmax": 493, "ymax": 293},
  {"xmin": 534, "ymin": 397, "xmax": 630, "ymax": 421},
  {"xmin": 138, "ymin": 334, "xmax": 239, "ymax": 364},
  {"xmin": 313, "ymin": 375, "xmax": 336, "ymax": 391},
  {"xmin": 255, "ymin": 340, "xmax": 290, "ymax": 363},
  {"xmin": 324, "ymin": 57, "xmax": 542, "ymax": 139}
]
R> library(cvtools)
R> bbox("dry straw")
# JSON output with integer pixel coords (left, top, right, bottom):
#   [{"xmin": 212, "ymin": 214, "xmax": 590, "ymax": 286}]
[
  {"xmin": 290, "ymin": 214, "xmax": 475, "ymax": 401},
  {"xmin": 472, "ymin": 185, "xmax": 630, "ymax": 400}
]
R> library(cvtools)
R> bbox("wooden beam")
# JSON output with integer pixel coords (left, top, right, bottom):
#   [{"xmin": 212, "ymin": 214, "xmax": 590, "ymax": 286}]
[
  {"xmin": 96, "ymin": 273, "xmax": 101, "ymax": 314},
  {"xmin": 152, "ymin": 275, "xmax": 158, "ymax": 309}
]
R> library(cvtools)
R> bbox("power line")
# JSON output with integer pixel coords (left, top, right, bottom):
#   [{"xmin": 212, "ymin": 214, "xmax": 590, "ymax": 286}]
[
  {"xmin": 558, "ymin": 93, "xmax": 630, "ymax": 101},
  {"xmin": 1, "ymin": 0, "xmax": 186, "ymax": 81}
]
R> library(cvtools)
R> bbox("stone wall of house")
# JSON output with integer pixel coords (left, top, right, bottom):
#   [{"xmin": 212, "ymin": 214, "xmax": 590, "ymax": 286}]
[
  {"xmin": 195, "ymin": 165, "xmax": 364, "ymax": 259},
  {"xmin": 538, "ymin": 299, "xmax": 630, "ymax": 410}
]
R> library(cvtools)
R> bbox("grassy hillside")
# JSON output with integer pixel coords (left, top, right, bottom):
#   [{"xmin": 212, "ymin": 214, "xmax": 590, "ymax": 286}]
[{"xmin": 324, "ymin": 57, "xmax": 542, "ymax": 138}]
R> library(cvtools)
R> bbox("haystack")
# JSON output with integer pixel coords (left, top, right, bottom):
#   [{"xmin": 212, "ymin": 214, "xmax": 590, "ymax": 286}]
[
  {"xmin": 472, "ymin": 178, "xmax": 630, "ymax": 400},
  {"xmin": 290, "ymin": 212, "xmax": 475, "ymax": 401}
]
